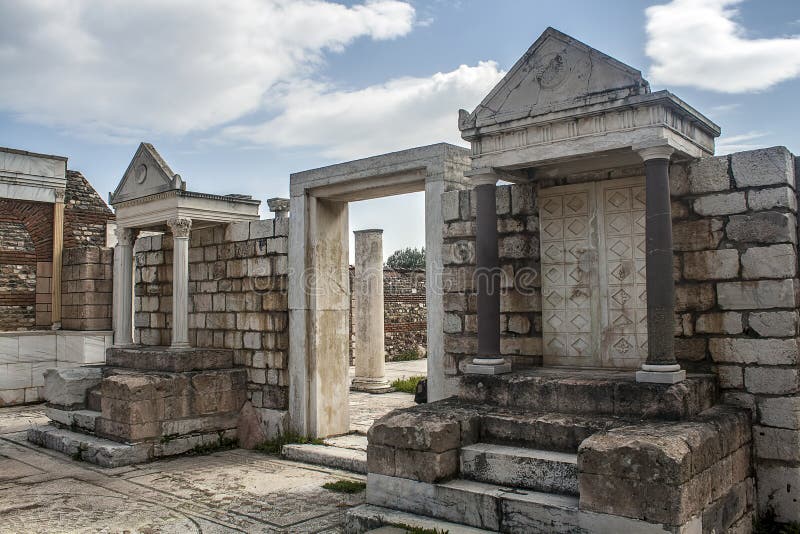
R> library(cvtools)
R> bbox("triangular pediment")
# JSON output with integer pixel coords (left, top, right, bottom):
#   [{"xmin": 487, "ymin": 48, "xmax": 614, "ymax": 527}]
[
  {"xmin": 461, "ymin": 28, "xmax": 649, "ymax": 129},
  {"xmin": 110, "ymin": 143, "xmax": 184, "ymax": 204}
]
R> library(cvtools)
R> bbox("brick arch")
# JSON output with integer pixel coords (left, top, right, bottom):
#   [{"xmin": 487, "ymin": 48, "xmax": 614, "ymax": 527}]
[{"xmin": 0, "ymin": 199, "xmax": 54, "ymax": 262}]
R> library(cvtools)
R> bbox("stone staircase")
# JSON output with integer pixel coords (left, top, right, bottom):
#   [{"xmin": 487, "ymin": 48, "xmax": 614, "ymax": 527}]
[{"xmin": 346, "ymin": 368, "xmax": 754, "ymax": 533}]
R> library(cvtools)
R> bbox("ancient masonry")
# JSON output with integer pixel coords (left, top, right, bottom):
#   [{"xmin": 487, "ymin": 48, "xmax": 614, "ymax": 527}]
[{"xmin": 23, "ymin": 26, "xmax": 800, "ymax": 533}]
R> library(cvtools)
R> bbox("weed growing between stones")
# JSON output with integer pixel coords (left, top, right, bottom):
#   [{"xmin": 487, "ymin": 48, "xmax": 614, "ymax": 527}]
[
  {"xmin": 188, "ymin": 436, "xmax": 238, "ymax": 456},
  {"xmin": 391, "ymin": 375, "xmax": 424, "ymax": 394},
  {"xmin": 392, "ymin": 346, "xmax": 423, "ymax": 361},
  {"xmin": 254, "ymin": 432, "xmax": 325, "ymax": 455},
  {"xmin": 754, "ymin": 508, "xmax": 800, "ymax": 534},
  {"xmin": 321, "ymin": 480, "xmax": 366, "ymax": 494},
  {"xmin": 71, "ymin": 444, "xmax": 87, "ymax": 462}
]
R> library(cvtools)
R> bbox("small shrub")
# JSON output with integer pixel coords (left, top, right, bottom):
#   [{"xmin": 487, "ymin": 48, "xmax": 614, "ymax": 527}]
[
  {"xmin": 392, "ymin": 347, "xmax": 422, "ymax": 361},
  {"xmin": 255, "ymin": 432, "xmax": 325, "ymax": 455},
  {"xmin": 322, "ymin": 480, "xmax": 366, "ymax": 494},
  {"xmin": 391, "ymin": 375, "xmax": 425, "ymax": 394}
]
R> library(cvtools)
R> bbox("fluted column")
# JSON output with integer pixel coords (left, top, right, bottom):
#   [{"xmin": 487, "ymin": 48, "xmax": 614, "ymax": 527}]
[
  {"xmin": 167, "ymin": 217, "xmax": 192, "ymax": 350},
  {"xmin": 112, "ymin": 227, "xmax": 136, "ymax": 346},
  {"xmin": 465, "ymin": 170, "xmax": 511, "ymax": 375},
  {"xmin": 635, "ymin": 144, "xmax": 685, "ymax": 384},
  {"xmin": 351, "ymin": 229, "xmax": 392, "ymax": 392}
]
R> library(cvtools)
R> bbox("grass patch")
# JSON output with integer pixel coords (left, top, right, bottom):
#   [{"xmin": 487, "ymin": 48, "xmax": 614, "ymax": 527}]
[
  {"xmin": 254, "ymin": 432, "xmax": 326, "ymax": 455},
  {"xmin": 188, "ymin": 436, "xmax": 238, "ymax": 456},
  {"xmin": 392, "ymin": 347, "xmax": 423, "ymax": 361},
  {"xmin": 390, "ymin": 523, "xmax": 449, "ymax": 534},
  {"xmin": 754, "ymin": 508, "xmax": 800, "ymax": 534},
  {"xmin": 391, "ymin": 375, "xmax": 425, "ymax": 394},
  {"xmin": 322, "ymin": 480, "xmax": 366, "ymax": 494}
]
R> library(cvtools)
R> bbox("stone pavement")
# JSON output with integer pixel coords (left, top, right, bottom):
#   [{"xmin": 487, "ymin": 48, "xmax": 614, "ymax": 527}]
[{"xmin": 0, "ymin": 359, "xmax": 427, "ymax": 533}]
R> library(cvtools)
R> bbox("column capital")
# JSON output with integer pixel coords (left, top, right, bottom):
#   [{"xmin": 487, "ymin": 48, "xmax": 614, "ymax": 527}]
[
  {"xmin": 465, "ymin": 167, "xmax": 503, "ymax": 187},
  {"xmin": 633, "ymin": 141, "xmax": 675, "ymax": 162},
  {"xmin": 114, "ymin": 226, "xmax": 137, "ymax": 246},
  {"xmin": 167, "ymin": 217, "xmax": 192, "ymax": 238},
  {"xmin": 54, "ymin": 188, "xmax": 66, "ymax": 203}
]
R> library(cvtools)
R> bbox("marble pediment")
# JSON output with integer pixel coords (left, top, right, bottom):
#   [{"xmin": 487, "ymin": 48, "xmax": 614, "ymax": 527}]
[
  {"xmin": 460, "ymin": 28, "xmax": 649, "ymax": 129},
  {"xmin": 110, "ymin": 143, "xmax": 184, "ymax": 205}
]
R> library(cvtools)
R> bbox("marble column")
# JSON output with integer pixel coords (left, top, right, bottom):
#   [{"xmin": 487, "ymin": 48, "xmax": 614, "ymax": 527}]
[
  {"xmin": 112, "ymin": 227, "xmax": 136, "ymax": 346},
  {"xmin": 351, "ymin": 229, "xmax": 392, "ymax": 392},
  {"xmin": 465, "ymin": 170, "xmax": 511, "ymax": 375},
  {"xmin": 51, "ymin": 188, "xmax": 65, "ymax": 329},
  {"xmin": 635, "ymin": 145, "xmax": 685, "ymax": 384},
  {"xmin": 167, "ymin": 217, "xmax": 192, "ymax": 350}
]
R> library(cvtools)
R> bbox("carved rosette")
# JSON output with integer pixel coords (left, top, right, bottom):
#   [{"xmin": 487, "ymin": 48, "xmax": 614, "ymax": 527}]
[
  {"xmin": 167, "ymin": 217, "xmax": 192, "ymax": 238},
  {"xmin": 115, "ymin": 227, "xmax": 137, "ymax": 247}
]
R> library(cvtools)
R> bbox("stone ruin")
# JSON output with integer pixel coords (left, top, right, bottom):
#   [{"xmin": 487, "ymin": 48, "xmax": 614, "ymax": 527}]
[{"xmin": 28, "ymin": 27, "xmax": 800, "ymax": 533}]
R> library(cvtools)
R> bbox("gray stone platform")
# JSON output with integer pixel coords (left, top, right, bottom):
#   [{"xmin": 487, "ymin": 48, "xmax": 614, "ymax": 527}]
[{"xmin": 106, "ymin": 346, "xmax": 234, "ymax": 372}]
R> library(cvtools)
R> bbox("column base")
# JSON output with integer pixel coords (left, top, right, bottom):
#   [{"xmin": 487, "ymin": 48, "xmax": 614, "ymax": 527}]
[
  {"xmin": 170, "ymin": 342, "xmax": 192, "ymax": 351},
  {"xmin": 636, "ymin": 365, "xmax": 686, "ymax": 384},
  {"xmin": 351, "ymin": 377, "xmax": 394, "ymax": 394},
  {"xmin": 465, "ymin": 357, "xmax": 512, "ymax": 375}
]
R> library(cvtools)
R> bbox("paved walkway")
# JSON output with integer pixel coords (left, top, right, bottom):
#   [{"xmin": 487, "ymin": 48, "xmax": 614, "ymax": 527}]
[{"xmin": 0, "ymin": 359, "xmax": 428, "ymax": 532}]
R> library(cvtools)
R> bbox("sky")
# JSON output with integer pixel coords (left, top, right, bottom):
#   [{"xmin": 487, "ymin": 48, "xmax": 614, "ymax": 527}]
[{"xmin": 1, "ymin": 0, "xmax": 799, "ymax": 260}]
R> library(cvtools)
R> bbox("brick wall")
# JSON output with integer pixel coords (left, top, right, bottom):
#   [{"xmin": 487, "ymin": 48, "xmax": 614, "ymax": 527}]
[
  {"xmin": 0, "ymin": 221, "xmax": 37, "ymax": 329},
  {"xmin": 441, "ymin": 182, "xmax": 542, "ymax": 375},
  {"xmin": 348, "ymin": 267, "xmax": 427, "ymax": 362},
  {"xmin": 61, "ymin": 246, "xmax": 113, "ymax": 330},
  {"xmin": 134, "ymin": 218, "xmax": 289, "ymax": 414},
  {"xmin": 63, "ymin": 170, "xmax": 115, "ymax": 248}
]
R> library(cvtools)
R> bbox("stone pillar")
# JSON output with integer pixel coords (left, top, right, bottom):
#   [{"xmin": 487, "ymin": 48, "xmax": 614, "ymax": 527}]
[
  {"xmin": 112, "ymin": 227, "xmax": 136, "ymax": 346},
  {"xmin": 465, "ymin": 170, "xmax": 511, "ymax": 375},
  {"xmin": 268, "ymin": 197, "xmax": 290, "ymax": 219},
  {"xmin": 167, "ymin": 217, "xmax": 192, "ymax": 350},
  {"xmin": 51, "ymin": 189, "xmax": 65, "ymax": 329},
  {"xmin": 351, "ymin": 229, "xmax": 392, "ymax": 392},
  {"xmin": 635, "ymin": 144, "xmax": 685, "ymax": 384}
]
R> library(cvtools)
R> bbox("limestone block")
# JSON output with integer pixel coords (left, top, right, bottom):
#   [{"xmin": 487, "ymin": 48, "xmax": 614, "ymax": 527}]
[
  {"xmin": 682, "ymin": 250, "xmax": 739, "ymax": 280},
  {"xmin": 717, "ymin": 279, "xmax": 797, "ymax": 310},
  {"xmin": 757, "ymin": 465, "xmax": 800, "ymax": 523},
  {"xmin": 442, "ymin": 241, "xmax": 474, "ymax": 265},
  {"xmin": 754, "ymin": 425, "xmax": 800, "ymax": 462},
  {"xmin": 695, "ymin": 312, "xmax": 742, "ymax": 334},
  {"xmin": 441, "ymin": 190, "xmax": 460, "ymax": 222},
  {"xmin": 511, "ymin": 184, "xmax": 536, "ymax": 215},
  {"xmin": 741, "ymin": 244, "xmax": 796, "ymax": 279},
  {"xmin": 443, "ymin": 221, "xmax": 475, "ymax": 239},
  {"xmin": 674, "ymin": 337, "xmax": 706, "ymax": 361},
  {"xmin": 673, "ymin": 219, "xmax": 724, "ymax": 251},
  {"xmin": 367, "ymin": 444, "xmax": 396, "ymax": 476},
  {"xmin": 237, "ymin": 401, "xmax": 266, "ymax": 449},
  {"xmin": 726, "ymin": 212, "xmax": 797, "ymax": 244},
  {"xmin": 748, "ymin": 186, "xmax": 797, "ymax": 212},
  {"xmin": 758, "ymin": 396, "xmax": 800, "ymax": 430},
  {"xmin": 394, "ymin": 448, "xmax": 459, "ymax": 483},
  {"xmin": 709, "ymin": 337, "xmax": 798, "ymax": 365},
  {"xmin": 368, "ymin": 406, "xmax": 479, "ymax": 452},
  {"xmin": 443, "ymin": 293, "xmax": 466, "ymax": 312},
  {"xmin": 669, "ymin": 163, "xmax": 689, "ymax": 197},
  {"xmin": 496, "ymin": 185, "xmax": 511, "ymax": 215},
  {"xmin": 224, "ymin": 222, "xmax": 250, "ymax": 242},
  {"xmin": 749, "ymin": 311, "xmax": 798, "ymax": 337},
  {"xmin": 693, "ymin": 192, "xmax": 746, "ymax": 216},
  {"xmin": 674, "ymin": 283, "xmax": 715, "ymax": 312},
  {"xmin": 506, "ymin": 315, "xmax": 531, "ymax": 334},
  {"xmin": 745, "ymin": 367, "xmax": 800, "ymax": 395},
  {"xmin": 716, "ymin": 365, "xmax": 744, "ymax": 389},
  {"xmin": 731, "ymin": 146, "xmax": 795, "ymax": 187},
  {"xmin": 671, "ymin": 200, "xmax": 689, "ymax": 219},
  {"xmin": 43, "ymin": 367, "xmax": 102, "ymax": 408},
  {"xmin": 249, "ymin": 220, "xmax": 274, "ymax": 239},
  {"xmin": 443, "ymin": 313, "xmax": 462, "ymax": 334},
  {"xmin": 499, "ymin": 234, "xmax": 535, "ymax": 259},
  {"xmin": 688, "ymin": 156, "xmax": 730, "ymax": 193}
]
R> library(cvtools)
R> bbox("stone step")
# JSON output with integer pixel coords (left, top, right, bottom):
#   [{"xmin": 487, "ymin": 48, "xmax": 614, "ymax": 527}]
[
  {"xmin": 105, "ymin": 346, "xmax": 234, "ymax": 372},
  {"xmin": 367, "ymin": 473, "xmax": 679, "ymax": 533},
  {"xmin": 460, "ymin": 368, "xmax": 718, "ymax": 420},
  {"xmin": 282, "ymin": 443, "xmax": 367, "ymax": 474},
  {"xmin": 480, "ymin": 408, "xmax": 631, "ymax": 452},
  {"xmin": 27, "ymin": 425, "xmax": 150, "ymax": 467},
  {"xmin": 44, "ymin": 406, "xmax": 100, "ymax": 433},
  {"xmin": 460, "ymin": 443, "xmax": 578, "ymax": 496},
  {"xmin": 347, "ymin": 504, "xmax": 493, "ymax": 533}
]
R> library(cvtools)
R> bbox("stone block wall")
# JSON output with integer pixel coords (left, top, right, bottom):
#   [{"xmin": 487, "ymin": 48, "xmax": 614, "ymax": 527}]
[
  {"xmin": 440, "ymin": 182, "xmax": 542, "ymax": 375},
  {"xmin": 133, "ymin": 217, "xmax": 289, "ymax": 420},
  {"xmin": 348, "ymin": 267, "xmax": 427, "ymax": 362},
  {"xmin": 667, "ymin": 146, "xmax": 800, "ymax": 522},
  {"xmin": 61, "ymin": 246, "xmax": 113, "ymax": 330},
  {"xmin": 63, "ymin": 170, "xmax": 115, "ymax": 248}
]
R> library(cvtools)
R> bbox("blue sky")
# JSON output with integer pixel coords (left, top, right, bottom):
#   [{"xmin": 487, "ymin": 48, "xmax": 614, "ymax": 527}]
[{"xmin": 1, "ymin": 0, "xmax": 799, "ymax": 259}]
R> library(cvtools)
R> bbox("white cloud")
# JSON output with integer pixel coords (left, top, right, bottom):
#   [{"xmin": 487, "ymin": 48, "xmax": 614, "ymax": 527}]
[
  {"xmin": 645, "ymin": 0, "xmax": 800, "ymax": 92},
  {"xmin": 716, "ymin": 130, "xmax": 769, "ymax": 154},
  {"xmin": 221, "ymin": 61, "xmax": 504, "ymax": 160},
  {"xmin": 0, "ymin": 0, "xmax": 415, "ymax": 141}
]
